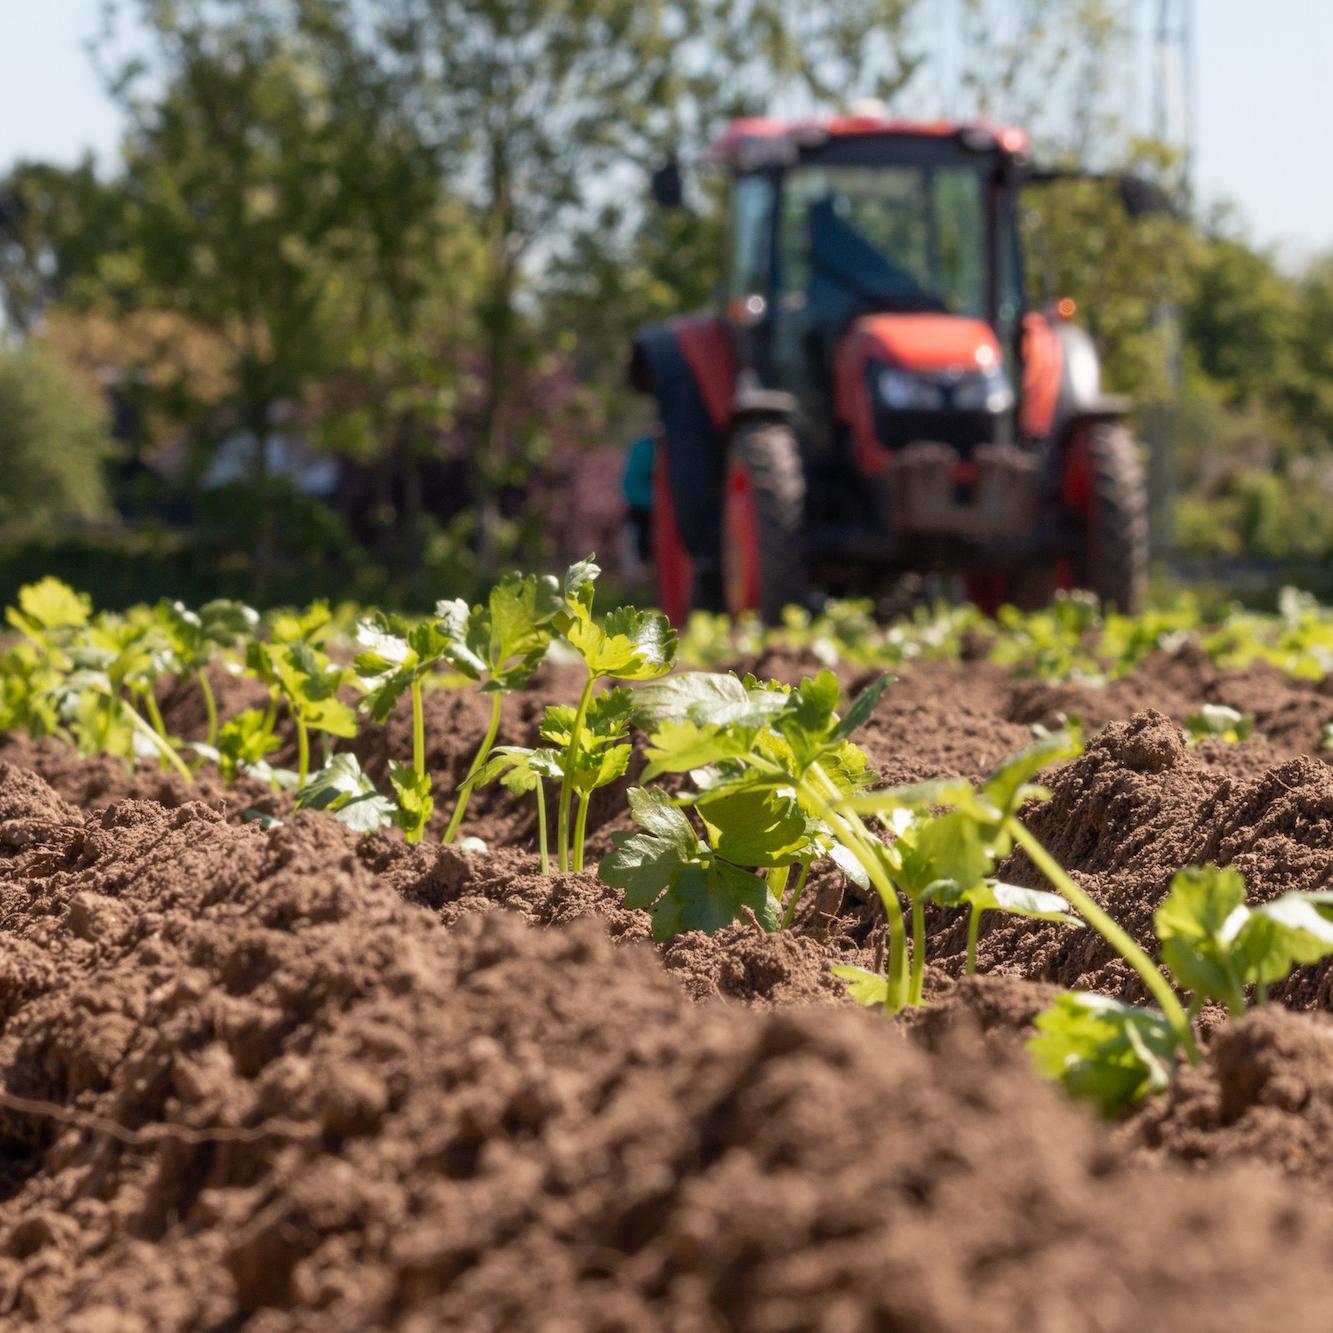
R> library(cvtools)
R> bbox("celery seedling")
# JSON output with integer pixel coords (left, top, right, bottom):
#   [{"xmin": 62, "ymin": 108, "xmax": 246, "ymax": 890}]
[
  {"xmin": 462, "ymin": 744, "xmax": 564, "ymax": 873},
  {"xmin": 626, "ymin": 669, "xmax": 902, "ymax": 982},
  {"xmin": 354, "ymin": 612, "xmax": 456, "ymax": 843},
  {"xmin": 156, "ymin": 599, "xmax": 258, "ymax": 747},
  {"xmin": 1184, "ymin": 703, "xmax": 1253, "ymax": 744},
  {"xmin": 552, "ymin": 557, "xmax": 676, "ymax": 871},
  {"xmin": 246, "ymin": 603, "xmax": 357, "ymax": 787},
  {"xmin": 600, "ymin": 786, "xmax": 792, "ymax": 938},
  {"xmin": 539, "ymin": 688, "xmax": 635, "ymax": 871},
  {"xmin": 1030, "ymin": 866, "xmax": 1333, "ymax": 1116},
  {"xmin": 294, "ymin": 753, "xmax": 396, "ymax": 833},
  {"xmin": 436, "ymin": 572, "xmax": 564, "ymax": 844}
]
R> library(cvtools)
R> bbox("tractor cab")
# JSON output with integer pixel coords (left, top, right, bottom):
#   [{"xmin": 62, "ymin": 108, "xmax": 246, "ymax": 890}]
[
  {"xmin": 718, "ymin": 116, "xmax": 1025, "ymax": 455},
  {"xmin": 634, "ymin": 112, "xmax": 1152, "ymax": 624}
]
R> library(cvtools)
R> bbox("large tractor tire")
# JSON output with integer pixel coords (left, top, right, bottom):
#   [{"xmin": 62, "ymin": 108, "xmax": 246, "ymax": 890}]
[
  {"xmin": 722, "ymin": 420, "xmax": 806, "ymax": 623},
  {"xmin": 1075, "ymin": 421, "xmax": 1149, "ymax": 614}
]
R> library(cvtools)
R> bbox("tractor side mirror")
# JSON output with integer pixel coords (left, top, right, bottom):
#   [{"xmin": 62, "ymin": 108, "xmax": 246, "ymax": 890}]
[
  {"xmin": 650, "ymin": 159, "xmax": 685, "ymax": 210},
  {"xmin": 1118, "ymin": 174, "xmax": 1174, "ymax": 218}
]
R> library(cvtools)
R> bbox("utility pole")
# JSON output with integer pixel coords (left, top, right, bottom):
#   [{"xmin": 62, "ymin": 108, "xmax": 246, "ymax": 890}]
[{"xmin": 1144, "ymin": 0, "xmax": 1195, "ymax": 564}]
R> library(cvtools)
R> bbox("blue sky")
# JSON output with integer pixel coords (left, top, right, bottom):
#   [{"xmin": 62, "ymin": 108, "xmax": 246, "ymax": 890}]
[{"xmin": 2, "ymin": 1, "xmax": 1331, "ymax": 261}]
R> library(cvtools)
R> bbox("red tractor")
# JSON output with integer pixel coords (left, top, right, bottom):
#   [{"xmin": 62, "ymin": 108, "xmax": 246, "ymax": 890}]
[{"xmin": 631, "ymin": 111, "xmax": 1162, "ymax": 624}]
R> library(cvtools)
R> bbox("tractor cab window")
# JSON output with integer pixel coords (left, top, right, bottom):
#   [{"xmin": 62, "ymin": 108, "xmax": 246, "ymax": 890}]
[
  {"xmin": 728, "ymin": 173, "xmax": 775, "ymax": 301},
  {"xmin": 769, "ymin": 160, "xmax": 988, "ymax": 438},
  {"xmin": 777, "ymin": 163, "xmax": 987, "ymax": 318}
]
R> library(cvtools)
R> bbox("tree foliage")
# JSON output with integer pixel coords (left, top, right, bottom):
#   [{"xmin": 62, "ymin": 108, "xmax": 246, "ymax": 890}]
[{"xmin": 0, "ymin": 344, "xmax": 113, "ymax": 526}]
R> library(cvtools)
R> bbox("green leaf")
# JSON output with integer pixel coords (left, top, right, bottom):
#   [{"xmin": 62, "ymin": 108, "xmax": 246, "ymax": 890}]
[
  {"xmin": 1235, "ymin": 892, "xmax": 1333, "ymax": 987},
  {"xmin": 831, "ymin": 964, "xmax": 889, "ymax": 1008},
  {"xmin": 776, "ymin": 669, "xmax": 841, "ymax": 765},
  {"xmin": 565, "ymin": 605, "xmax": 676, "ymax": 680},
  {"xmin": 484, "ymin": 572, "xmax": 563, "ymax": 688},
  {"xmin": 969, "ymin": 879, "xmax": 1083, "ymax": 925},
  {"xmin": 1028, "ymin": 992, "xmax": 1178, "ymax": 1117},
  {"xmin": 1185, "ymin": 703, "xmax": 1254, "ymax": 742},
  {"xmin": 389, "ymin": 760, "xmax": 435, "ymax": 838},
  {"xmin": 697, "ymin": 787, "xmax": 810, "ymax": 867},
  {"xmin": 980, "ymin": 727, "xmax": 1083, "ymax": 820},
  {"xmin": 832, "ymin": 672, "xmax": 894, "ymax": 740},
  {"xmin": 631, "ymin": 671, "xmax": 749, "ymax": 730},
  {"xmin": 562, "ymin": 555, "xmax": 600, "ymax": 619},
  {"xmin": 10, "ymin": 577, "xmax": 91, "ymax": 632},
  {"xmin": 295, "ymin": 754, "xmax": 396, "ymax": 834},
  {"xmin": 893, "ymin": 811, "xmax": 995, "ymax": 901},
  {"xmin": 827, "ymin": 842, "xmax": 871, "ymax": 892},
  {"xmin": 624, "ymin": 785, "xmax": 698, "ymax": 855},
  {"xmin": 641, "ymin": 720, "xmax": 752, "ymax": 781},
  {"xmin": 216, "ymin": 708, "xmax": 279, "ymax": 782},
  {"xmin": 645, "ymin": 861, "xmax": 777, "ymax": 941},
  {"xmin": 1155, "ymin": 865, "xmax": 1250, "ymax": 1012}
]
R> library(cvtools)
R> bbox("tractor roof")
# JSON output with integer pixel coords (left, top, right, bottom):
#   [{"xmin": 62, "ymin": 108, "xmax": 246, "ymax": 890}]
[{"xmin": 711, "ymin": 114, "xmax": 1029, "ymax": 167}]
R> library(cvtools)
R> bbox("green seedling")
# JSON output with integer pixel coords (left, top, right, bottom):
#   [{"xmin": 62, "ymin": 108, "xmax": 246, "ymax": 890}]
[
  {"xmin": 0, "ymin": 578, "xmax": 93, "ymax": 738},
  {"xmin": 213, "ymin": 707, "xmax": 285, "ymax": 785},
  {"xmin": 435, "ymin": 571, "xmax": 565, "ymax": 844},
  {"xmin": 462, "ymin": 744, "xmax": 564, "ymax": 873},
  {"xmin": 621, "ymin": 667, "xmax": 895, "ymax": 964},
  {"xmin": 600, "ymin": 786, "xmax": 803, "ymax": 939},
  {"xmin": 246, "ymin": 603, "xmax": 357, "ymax": 788},
  {"xmin": 539, "ymin": 688, "xmax": 635, "ymax": 872},
  {"xmin": 553, "ymin": 557, "xmax": 676, "ymax": 871},
  {"xmin": 354, "ymin": 611, "xmax": 458, "ymax": 844},
  {"xmin": 1184, "ymin": 703, "xmax": 1254, "ymax": 743},
  {"xmin": 294, "ymin": 753, "xmax": 397, "ymax": 834},
  {"xmin": 156, "ymin": 598, "xmax": 258, "ymax": 747},
  {"xmin": 933, "ymin": 878, "xmax": 1082, "ymax": 977},
  {"xmin": 1029, "ymin": 864, "xmax": 1333, "ymax": 1116},
  {"xmin": 1029, "ymin": 993, "xmax": 1178, "ymax": 1117}
]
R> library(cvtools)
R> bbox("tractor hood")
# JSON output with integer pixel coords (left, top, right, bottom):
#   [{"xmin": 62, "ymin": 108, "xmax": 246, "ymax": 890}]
[
  {"xmin": 848, "ymin": 313, "xmax": 1002, "ymax": 374},
  {"xmin": 834, "ymin": 314, "xmax": 1008, "ymax": 479}
]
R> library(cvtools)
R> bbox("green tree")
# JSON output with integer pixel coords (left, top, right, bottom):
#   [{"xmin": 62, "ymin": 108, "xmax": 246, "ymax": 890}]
[{"xmin": 0, "ymin": 344, "xmax": 112, "ymax": 524}]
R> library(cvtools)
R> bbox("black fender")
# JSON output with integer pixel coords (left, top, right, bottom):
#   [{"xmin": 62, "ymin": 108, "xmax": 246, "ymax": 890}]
[{"xmin": 629, "ymin": 321, "xmax": 731, "ymax": 562}]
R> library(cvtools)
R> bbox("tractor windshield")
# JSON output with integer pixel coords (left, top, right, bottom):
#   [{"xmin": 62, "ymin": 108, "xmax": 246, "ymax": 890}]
[{"xmin": 778, "ymin": 163, "xmax": 987, "ymax": 319}]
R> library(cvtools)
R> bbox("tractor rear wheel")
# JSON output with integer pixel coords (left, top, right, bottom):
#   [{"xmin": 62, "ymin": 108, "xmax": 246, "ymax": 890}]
[
  {"xmin": 1075, "ymin": 422, "xmax": 1148, "ymax": 614},
  {"xmin": 722, "ymin": 420, "xmax": 805, "ymax": 623}
]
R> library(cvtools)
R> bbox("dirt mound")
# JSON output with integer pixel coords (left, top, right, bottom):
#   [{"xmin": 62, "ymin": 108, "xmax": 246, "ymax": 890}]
[
  {"xmin": 1126, "ymin": 1007, "xmax": 1333, "ymax": 1183},
  {"xmin": 3, "ymin": 775, "xmax": 1333, "ymax": 1329}
]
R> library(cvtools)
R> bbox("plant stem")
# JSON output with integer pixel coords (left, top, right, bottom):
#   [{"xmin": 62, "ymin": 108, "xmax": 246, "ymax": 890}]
[
  {"xmin": 780, "ymin": 862, "xmax": 811, "ymax": 929},
  {"xmin": 410, "ymin": 677, "xmax": 426, "ymax": 778},
  {"xmin": 572, "ymin": 793, "xmax": 591, "ymax": 872},
  {"xmin": 123, "ymin": 702, "xmax": 193, "ymax": 785},
  {"xmin": 808, "ymin": 762, "xmax": 909, "ymax": 1012},
  {"xmin": 142, "ymin": 690, "xmax": 169, "ymax": 741},
  {"xmin": 197, "ymin": 669, "xmax": 219, "ymax": 748},
  {"xmin": 1256, "ymin": 977, "xmax": 1268, "ymax": 1006},
  {"xmin": 443, "ymin": 691, "xmax": 503, "ymax": 845},
  {"xmin": 535, "ymin": 778, "xmax": 549, "ymax": 875},
  {"xmin": 910, "ymin": 898, "xmax": 926, "ymax": 1004},
  {"xmin": 296, "ymin": 718, "xmax": 310, "ymax": 787},
  {"xmin": 1009, "ymin": 819, "xmax": 1199, "ymax": 1062},
  {"xmin": 966, "ymin": 905, "xmax": 981, "ymax": 977},
  {"xmin": 556, "ymin": 673, "xmax": 597, "ymax": 872},
  {"xmin": 768, "ymin": 864, "xmax": 790, "ymax": 904}
]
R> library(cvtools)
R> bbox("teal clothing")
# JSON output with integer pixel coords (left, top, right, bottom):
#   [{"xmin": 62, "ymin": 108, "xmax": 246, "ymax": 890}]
[{"xmin": 623, "ymin": 435, "xmax": 655, "ymax": 512}]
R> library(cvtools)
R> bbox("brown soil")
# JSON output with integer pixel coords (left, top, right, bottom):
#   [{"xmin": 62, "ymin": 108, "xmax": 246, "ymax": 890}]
[{"xmin": 5, "ymin": 652, "xmax": 1333, "ymax": 1327}]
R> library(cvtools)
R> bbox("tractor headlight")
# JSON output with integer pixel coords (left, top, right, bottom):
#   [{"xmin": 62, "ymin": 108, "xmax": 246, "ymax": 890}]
[
  {"xmin": 952, "ymin": 366, "xmax": 1015, "ymax": 414},
  {"xmin": 879, "ymin": 368, "xmax": 945, "ymax": 411}
]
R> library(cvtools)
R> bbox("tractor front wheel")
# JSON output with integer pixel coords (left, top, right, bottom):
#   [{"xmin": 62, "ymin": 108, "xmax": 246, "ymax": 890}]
[
  {"xmin": 1068, "ymin": 422, "xmax": 1149, "ymax": 614},
  {"xmin": 722, "ymin": 420, "xmax": 805, "ymax": 623}
]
